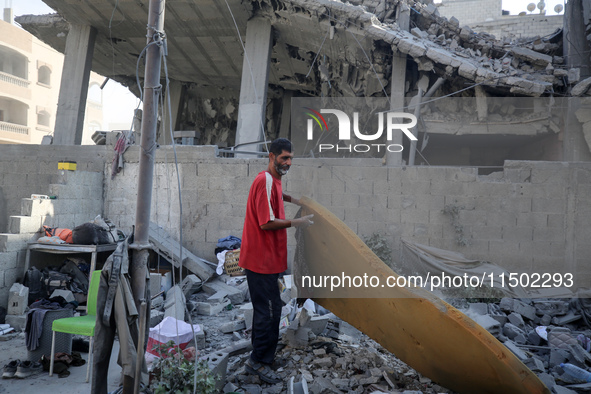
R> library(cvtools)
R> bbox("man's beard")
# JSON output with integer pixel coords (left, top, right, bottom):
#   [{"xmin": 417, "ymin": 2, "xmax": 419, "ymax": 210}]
[{"xmin": 274, "ymin": 160, "xmax": 290, "ymax": 176}]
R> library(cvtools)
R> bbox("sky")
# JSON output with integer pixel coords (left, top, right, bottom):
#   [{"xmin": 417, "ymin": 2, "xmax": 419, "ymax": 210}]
[{"xmin": 12, "ymin": 0, "xmax": 140, "ymax": 131}]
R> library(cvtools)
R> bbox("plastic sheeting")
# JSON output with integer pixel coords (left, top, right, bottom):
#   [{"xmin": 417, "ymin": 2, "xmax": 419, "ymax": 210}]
[{"xmin": 401, "ymin": 239, "xmax": 529, "ymax": 299}]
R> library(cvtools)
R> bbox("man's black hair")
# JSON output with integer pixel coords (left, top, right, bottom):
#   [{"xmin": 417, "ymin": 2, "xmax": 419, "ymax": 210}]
[{"xmin": 269, "ymin": 138, "xmax": 292, "ymax": 155}]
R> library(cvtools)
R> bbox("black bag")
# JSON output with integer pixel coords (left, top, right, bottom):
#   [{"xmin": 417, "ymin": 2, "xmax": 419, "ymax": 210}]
[
  {"xmin": 42, "ymin": 269, "xmax": 72, "ymax": 296},
  {"xmin": 23, "ymin": 267, "xmax": 46, "ymax": 305}
]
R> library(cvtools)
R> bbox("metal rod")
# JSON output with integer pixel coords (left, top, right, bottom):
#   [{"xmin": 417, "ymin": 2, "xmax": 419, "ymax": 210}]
[{"xmin": 128, "ymin": 0, "xmax": 165, "ymax": 392}]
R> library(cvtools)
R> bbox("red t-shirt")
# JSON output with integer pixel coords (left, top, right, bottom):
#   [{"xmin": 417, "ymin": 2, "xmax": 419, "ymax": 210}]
[{"xmin": 239, "ymin": 171, "xmax": 287, "ymax": 274}]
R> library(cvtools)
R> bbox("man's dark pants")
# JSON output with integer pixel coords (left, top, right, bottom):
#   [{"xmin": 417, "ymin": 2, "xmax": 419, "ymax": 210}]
[{"xmin": 246, "ymin": 269, "xmax": 282, "ymax": 365}]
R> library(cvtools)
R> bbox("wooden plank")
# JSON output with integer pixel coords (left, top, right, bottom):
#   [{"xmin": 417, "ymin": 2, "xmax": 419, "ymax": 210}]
[
  {"xmin": 148, "ymin": 222, "xmax": 215, "ymax": 281},
  {"xmin": 297, "ymin": 196, "xmax": 549, "ymax": 394}
]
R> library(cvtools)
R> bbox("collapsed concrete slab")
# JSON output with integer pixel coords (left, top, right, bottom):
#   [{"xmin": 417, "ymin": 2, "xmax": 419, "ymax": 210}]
[{"xmin": 148, "ymin": 222, "xmax": 215, "ymax": 282}]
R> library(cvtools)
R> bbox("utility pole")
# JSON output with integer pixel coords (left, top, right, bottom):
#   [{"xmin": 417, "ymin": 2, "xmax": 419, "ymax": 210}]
[{"xmin": 128, "ymin": 0, "xmax": 165, "ymax": 391}]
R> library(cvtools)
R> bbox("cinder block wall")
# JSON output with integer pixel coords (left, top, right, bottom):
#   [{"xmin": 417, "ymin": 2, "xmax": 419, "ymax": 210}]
[
  {"xmin": 437, "ymin": 0, "xmax": 502, "ymax": 26},
  {"xmin": 0, "ymin": 145, "xmax": 109, "ymax": 233},
  {"xmin": 472, "ymin": 15, "xmax": 564, "ymax": 39},
  {"xmin": 0, "ymin": 145, "xmax": 108, "ymax": 306},
  {"xmin": 104, "ymin": 147, "xmax": 590, "ymax": 289},
  {"xmin": 1, "ymin": 145, "xmax": 589, "ymax": 304},
  {"xmin": 436, "ymin": 0, "xmax": 562, "ymax": 39}
]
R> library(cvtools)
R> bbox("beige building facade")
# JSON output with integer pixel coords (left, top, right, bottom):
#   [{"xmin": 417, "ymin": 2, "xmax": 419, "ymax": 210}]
[{"xmin": 0, "ymin": 15, "xmax": 102, "ymax": 145}]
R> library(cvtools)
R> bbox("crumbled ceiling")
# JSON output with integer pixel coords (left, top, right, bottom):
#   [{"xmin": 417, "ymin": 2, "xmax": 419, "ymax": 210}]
[{"xmin": 16, "ymin": 0, "xmax": 576, "ymax": 99}]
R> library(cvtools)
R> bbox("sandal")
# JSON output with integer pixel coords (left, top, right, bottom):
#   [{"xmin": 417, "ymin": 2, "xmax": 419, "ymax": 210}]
[{"xmin": 245, "ymin": 358, "xmax": 282, "ymax": 384}]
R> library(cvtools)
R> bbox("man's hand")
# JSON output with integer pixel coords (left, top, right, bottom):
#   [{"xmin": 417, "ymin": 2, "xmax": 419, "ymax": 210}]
[{"xmin": 291, "ymin": 214, "xmax": 314, "ymax": 228}]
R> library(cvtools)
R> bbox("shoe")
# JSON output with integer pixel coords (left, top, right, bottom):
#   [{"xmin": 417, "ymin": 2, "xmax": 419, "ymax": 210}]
[
  {"xmin": 245, "ymin": 358, "xmax": 282, "ymax": 384},
  {"xmin": 14, "ymin": 360, "xmax": 43, "ymax": 378},
  {"xmin": 2, "ymin": 360, "xmax": 20, "ymax": 379}
]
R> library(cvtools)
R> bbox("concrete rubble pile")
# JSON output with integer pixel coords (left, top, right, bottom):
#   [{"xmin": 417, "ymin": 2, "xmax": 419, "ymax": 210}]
[
  {"xmin": 151, "ymin": 272, "xmax": 456, "ymax": 393},
  {"xmin": 460, "ymin": 296, "xmax": 591, "ymax": 394},
  {"xmin": 147, "ymin": 267, "xmax": 591, "ymax": 393},
  {"xmin": 261, "ymin": 0, "xmax": 574, "ymax": 99}
]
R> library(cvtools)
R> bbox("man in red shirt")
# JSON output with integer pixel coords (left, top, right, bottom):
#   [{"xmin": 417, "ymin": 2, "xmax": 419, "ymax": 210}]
[{"xmin": 239, "ymin": 138, "xmax": 313, "ymax": 383}]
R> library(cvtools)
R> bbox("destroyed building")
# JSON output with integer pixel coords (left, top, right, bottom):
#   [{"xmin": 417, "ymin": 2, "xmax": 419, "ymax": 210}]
[{"xmin": 1, "ymin": 0, "xmax": 591, "ymax": 391}]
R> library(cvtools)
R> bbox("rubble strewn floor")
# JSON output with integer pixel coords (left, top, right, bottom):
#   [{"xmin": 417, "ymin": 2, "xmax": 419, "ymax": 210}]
[{"xmin": 3, "ymin": 274, "xmax": 591, "ymax": 393}]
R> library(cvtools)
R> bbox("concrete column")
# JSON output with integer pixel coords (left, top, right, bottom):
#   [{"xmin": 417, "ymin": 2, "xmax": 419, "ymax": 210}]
[
  {"xmin": 564, "ymin": 0, "xmax": 591, "ymax": 78},
  {"xmin": 158, "ymin": 80, "xmax": 184, "ymax": 145},
  {"xmin": 278, "ymin": 90, "xmax": 293, "ymax": 140},
  {"xmin": 235, "ymin": 17, "xmax": 272, "ymax": 156},
  {"xmin": 53, "ymin": 24, "xmax": 97, "ymax": 145},
  {"xmin": 386, "ymin": 3, "xmax": 410, "ymax": 166}
]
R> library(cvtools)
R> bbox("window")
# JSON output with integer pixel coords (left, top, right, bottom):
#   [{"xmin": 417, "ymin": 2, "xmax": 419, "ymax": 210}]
[
  {"xmin": 38, "ymin": 65, "xmax": 51, "ymax": 86},
  {"xmin": 37, "ymin": 110, "xmax": 50, "ymax": 127}
]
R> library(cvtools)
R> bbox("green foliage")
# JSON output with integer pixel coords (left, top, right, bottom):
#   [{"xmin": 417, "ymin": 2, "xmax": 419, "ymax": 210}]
[
  {"xmin": 149, "ymin": 341, "xmax": 218, "ymax": 394},
  {"xmin": 364, "ymin": 233, "xmax": 393, "ymax": 266},
  {"xmin": 442, "ymin": 204, "xmax": 470, "ymax": 247}
]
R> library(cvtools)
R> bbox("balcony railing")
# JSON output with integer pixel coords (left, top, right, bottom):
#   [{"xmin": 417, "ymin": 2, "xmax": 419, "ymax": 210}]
[
  {"xmin": 0, "ymin": 121, "xmax": 29, "ymax": 135},
  {"xmin": 0, "ymin": 71, "xmax": 30, "ymax": 88}
]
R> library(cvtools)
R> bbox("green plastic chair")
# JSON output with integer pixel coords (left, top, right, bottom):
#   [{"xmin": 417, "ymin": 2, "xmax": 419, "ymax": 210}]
[{"xmin": 49, "ymin": 270, "xmax": 101, "ymax": 382}]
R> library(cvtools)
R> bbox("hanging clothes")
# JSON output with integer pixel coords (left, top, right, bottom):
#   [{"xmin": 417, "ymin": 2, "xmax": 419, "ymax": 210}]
[{"xmin": 91, "ymin": 238, "xmax": 149, "ymax": 394}]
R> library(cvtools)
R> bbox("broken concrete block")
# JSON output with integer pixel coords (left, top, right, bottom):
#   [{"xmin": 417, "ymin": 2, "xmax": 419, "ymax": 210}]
[
  {"xmin": 508, "ymin": 299, "xmax": 536, "ymax": 321},
  {"xmin": 491, "ymin": 314, "xmax": 508, "ymax": 326},
  {"xmin": 504, "ymin": 340, "xmax": 528, "ymax": 361},
  {"xmin": 284, "ymin": 325, "xmax": 312, "ymax": 349},
  {"xmin": 196, "ymin": 299, "xmax": 230, "ymax": 316},
  {"xmin": 523, "ymin": 357, "xmax": 545, "ymax": 373},
  {"xmin": 568, "ymin": 344, "xmax": 591, "ymax": 365},
  {"xmin": 220, "ymin": 319, "xmax": 246, "ymax": 333},
  {"xmin": 323, "ymin": 320, "xmax": 341, "ymax": 339},
  {"xmin": 164, "ymin": 285, "xmax": 186, "ymax": 321},
  {"xmin": 534, "ymin": 300, "xmax": 570, "ymax": 317},
  {"xmin": 503, "ymin": 323, "xmax": 525, "ymax": 340},
  {"xmin": 410, "ymin": 27, "xmax": 429, "ymax": 40},
  {"xmin": 152, "ymin": 295, "xmax": 164, "ymax": 309},
  {"xmin": 510, "ymin": 47, "xmax": 552, "ymax": 68},
  {"xmin": 553, "ymin": 385, "xmax": 579, "ymax": 394},
  {"xmin": 287, "ymin": 376, "xmax": 309, "ymax": 394},
  {"xmin": 308, "ymin": 315, "xmax": 330, "ymax": 336},
  {"xmin": 527, "ymin": 330, "xmax": 542, "ymax": 346},
  {"xmin": 536, "ymin": 373, "xmax": 556, "ymax": 392},
  {"xmin": 508, "ymin": 312, "xmax": 525, "ymax": 329},
  {"xmin": 180, "ymin": 274, "xmax": 202, "ymax": 298},
  {"xmin": 552, "ymin": 311, "xmax": 582, "ymax": 325},
  {"xmin": 468, "ymin": 303, "xmax": 488, "ymax": 316},
  {"xmin": 549, "ymin": 349, "xmax": 570, "ymax": 368},
  {"xmin": 206, "ymin": 291, "xmax": 228, "ymax": 304},
  {"xmin": 205, "ymin": 351, "xmax": 229, "ymax": 392},
  {"xmin": 7, "ymin": 283, "xmax": 29, "ymax": 315},
  {"xmin": 473, "ymin": 314, "xmax": 501, "ymax": 336},
  {"xmin": 150, "ymin": 310, "xmax": 165, "ymax": 328},
  {"xmin": 240, "ymin": 303, "xmax": 253, "ymax": 330},
  {"xmin": 313, "ymin": 357, "xmax": 333, "ymax": 368},
  {"xmin": 541, "ymin": 314, "xmax": 552, "ymax": 326},
  {"xmin": 423, "ymin": 3, "xmax": 438, "ymax": 16},
  {"xmin": 5, "ymin": 314, "xmax": 26, "ymax": 331},
  {"xmin": 568, "ymin": 68, "xmax": 581, "ymax": 84},
  {"xmin": 202, "ymin": 278, "xmax": 245, "ymax": 305},
  {"xmin": 515, "ymin": 333, "xmax": 527, "ymax": 345}
]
